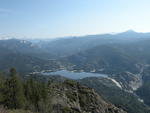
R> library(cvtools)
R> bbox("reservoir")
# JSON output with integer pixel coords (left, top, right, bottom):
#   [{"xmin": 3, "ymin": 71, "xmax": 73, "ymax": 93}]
[{"xmin": 42, "ymin": 70, "xmax": 107, "ymax": 79}]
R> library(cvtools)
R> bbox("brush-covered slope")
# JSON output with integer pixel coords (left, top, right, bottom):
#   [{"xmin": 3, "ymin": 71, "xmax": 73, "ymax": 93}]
[
  {"xmin": 64, "ymin": 45, "xmax": 138, "ymax": 74},
  {"xmin": 0, "ymin": 45, "xmax": 60, "ymax": 73},
  {"xmin": 78, "ymin": 77, "xmax": 150, "ymax": 113},
  {"xmin": 47, "ymin": 79, "xmax": 127, "ymax": 113}
]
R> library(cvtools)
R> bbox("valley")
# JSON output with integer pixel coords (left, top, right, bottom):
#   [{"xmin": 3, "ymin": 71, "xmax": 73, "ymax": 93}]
[{"xmin": 1, "ymin": 31, "xmax": 150, "ymax": 113}]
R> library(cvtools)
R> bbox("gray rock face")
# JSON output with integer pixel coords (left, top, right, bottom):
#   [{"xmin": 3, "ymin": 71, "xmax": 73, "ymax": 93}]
[{"xmin": 47, "ymin": 80, "xmax": 127, "ymax": 113}]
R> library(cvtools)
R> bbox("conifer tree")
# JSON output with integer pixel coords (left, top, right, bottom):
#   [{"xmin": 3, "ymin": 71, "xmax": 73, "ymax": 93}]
[
  {"xmin": 4, "ymin": 68, "xmax": 25, "ymax": 109},
  {"xmin": 24, "ymin": 78, "xmax": 48, "ymax": 111},
  {"xmin": 0, "ymin": 72, "xmax": 5, "ymax": 104}
]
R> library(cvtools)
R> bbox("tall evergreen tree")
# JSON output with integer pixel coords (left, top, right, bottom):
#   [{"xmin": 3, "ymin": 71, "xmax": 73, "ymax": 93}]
[
  {"xmin": 4, "ymin": 68, "xmax": 25, "ymax": 109},
  {"xmin": 0, "ymin": 72, "xmax": 5, "ymax": 104},
  {"xmin": 24, "ymin": 78, "xmax": 48, "ymax": 111},
  {"xmin": 25, "ymin": 78, "xmax": 41, "ymax": 110}
]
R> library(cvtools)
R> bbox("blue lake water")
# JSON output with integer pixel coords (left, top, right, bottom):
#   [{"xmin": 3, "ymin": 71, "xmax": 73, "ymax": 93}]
[{"xmin": 42, "ymin": 70, "xmax": 107, "ymax": 79}]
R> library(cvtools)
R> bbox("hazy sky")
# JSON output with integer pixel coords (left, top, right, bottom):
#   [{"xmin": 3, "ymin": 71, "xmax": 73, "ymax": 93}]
[{"xmin": 0, "ymin": 0, "xmax": 150, "ymax": 38}]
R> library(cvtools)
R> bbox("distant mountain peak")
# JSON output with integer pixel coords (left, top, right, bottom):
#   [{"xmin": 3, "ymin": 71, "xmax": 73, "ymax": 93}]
[
  {"xmin": 125, "ymin": 29, "xmax": 137, "ymax": 33},
  {"xmin": 117, "ymin": 29, "xmax": 139, "ymax": 36}
]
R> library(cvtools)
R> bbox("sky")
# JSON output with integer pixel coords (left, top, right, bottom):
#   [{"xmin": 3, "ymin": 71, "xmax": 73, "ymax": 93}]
[{"xmin": 0, "ymin": 0, "xmax": 150, "ymax": 39}]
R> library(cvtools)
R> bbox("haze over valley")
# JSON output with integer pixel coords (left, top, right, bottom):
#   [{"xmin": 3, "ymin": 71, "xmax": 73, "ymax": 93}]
[{"xmin": 1, "ymin": 0, "xmax": 150, "ymax": 113}]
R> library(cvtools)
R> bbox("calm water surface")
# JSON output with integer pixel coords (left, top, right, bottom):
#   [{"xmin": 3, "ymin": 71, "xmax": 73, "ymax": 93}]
[{"xmin": 42, "ymin": 70, "xmax": 107, "ymax": 79}]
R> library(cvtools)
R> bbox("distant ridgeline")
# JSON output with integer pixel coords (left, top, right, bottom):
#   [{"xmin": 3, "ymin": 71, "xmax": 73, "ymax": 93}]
[{"xmin": 1, "ymin": 31, "xmax": 150, "ymax": 75}]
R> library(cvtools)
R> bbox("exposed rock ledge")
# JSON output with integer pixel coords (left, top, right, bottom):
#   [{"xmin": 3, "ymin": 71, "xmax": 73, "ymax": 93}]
[{"xmin": 47, "ymin": 80, "xmax": 127, "ymax": 113}]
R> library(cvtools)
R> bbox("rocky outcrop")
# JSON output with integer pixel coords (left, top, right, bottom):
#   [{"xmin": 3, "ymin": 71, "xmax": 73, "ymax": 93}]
[
  {"xmin": 47, "ymin": 80, "xmax": 127, "ymax": 113},
  {"xmin": 111, "ymin": 72, "xmax": 142, "ymax": 92}
]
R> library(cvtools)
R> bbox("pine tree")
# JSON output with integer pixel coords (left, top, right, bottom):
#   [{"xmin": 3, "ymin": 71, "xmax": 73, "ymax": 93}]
[
  {"xmin": 4, "ymin": 68, "xmax": 25, "ymax": 109},
  {"xmin": 0, "ymin": 72, "xmax": 5, "ymax": 104},
  {"xmin": 24, "ymin": 78, "xmax": 48, "ymax": 111}
]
